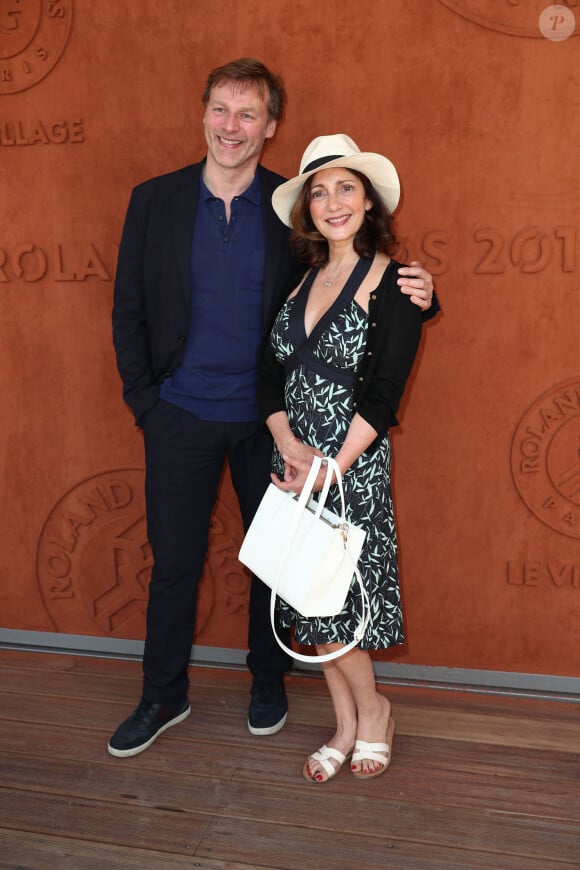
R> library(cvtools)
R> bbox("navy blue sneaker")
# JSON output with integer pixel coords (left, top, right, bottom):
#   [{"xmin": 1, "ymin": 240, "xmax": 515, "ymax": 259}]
[
  {"xmin": 248, "ymin": 680, "xmax": 288, "ymax": 736},
  {"xmin": 108, "ymin": 698, "xmax": 190, "ymax": 758}
]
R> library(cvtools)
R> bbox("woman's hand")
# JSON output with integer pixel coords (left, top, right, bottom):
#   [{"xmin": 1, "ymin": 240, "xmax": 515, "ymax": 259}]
[
  {"xmin": 283, "ymin": 438, "xmax": 324, "ymax": 468},
  {"xmin": 271, "ymin": 450, "xmax": 327, "ymax": 494}
]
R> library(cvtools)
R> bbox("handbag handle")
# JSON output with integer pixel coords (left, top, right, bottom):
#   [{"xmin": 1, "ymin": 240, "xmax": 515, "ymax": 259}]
[{"xmin": 269, "ymin": 455, "xmax": 370, "ymax": 664}]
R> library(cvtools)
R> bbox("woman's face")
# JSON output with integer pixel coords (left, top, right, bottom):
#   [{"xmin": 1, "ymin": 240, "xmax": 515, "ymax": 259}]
[{"xmin": 308, "ymin": 167, "xmax": 371, "ymax": 244}]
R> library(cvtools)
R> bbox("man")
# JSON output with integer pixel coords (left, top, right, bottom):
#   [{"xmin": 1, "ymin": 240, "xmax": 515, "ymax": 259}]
[{"xmin": 109, "ymin": 58, "xmax": 436, "ymax": 758}]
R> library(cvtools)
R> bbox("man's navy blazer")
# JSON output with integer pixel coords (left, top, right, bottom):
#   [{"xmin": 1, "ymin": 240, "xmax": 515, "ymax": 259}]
[{"xmin": 112, "ymin": 160, "xmax": 301, "ymax": 424}]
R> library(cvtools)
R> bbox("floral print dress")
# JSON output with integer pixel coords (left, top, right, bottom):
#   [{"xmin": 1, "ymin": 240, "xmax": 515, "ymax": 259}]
[{"xmin": 269, "ymin": 259, "xmax": 404, "ymax": 650}]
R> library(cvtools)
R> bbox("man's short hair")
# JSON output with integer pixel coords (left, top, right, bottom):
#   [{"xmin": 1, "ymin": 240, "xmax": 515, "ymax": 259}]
[{"xmin": 202, "ymin": 57, "xmax": 286, "ymax": 122}]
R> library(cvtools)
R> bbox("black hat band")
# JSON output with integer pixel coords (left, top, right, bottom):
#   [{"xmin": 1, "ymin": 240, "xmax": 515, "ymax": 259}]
[{"xmin": 301, "ymin": 154, "xmax": 344, "ymax": 174}]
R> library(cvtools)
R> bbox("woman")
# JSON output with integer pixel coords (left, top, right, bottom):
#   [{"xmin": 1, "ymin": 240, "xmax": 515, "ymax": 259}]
[{"xmin": 258, "ymin": 134, "xmax": 423, "ymax": 783}]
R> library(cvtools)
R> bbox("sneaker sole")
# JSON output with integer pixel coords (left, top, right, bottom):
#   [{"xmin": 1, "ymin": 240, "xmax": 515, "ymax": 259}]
[
  {"xmin": 247, "ymin": 711, "xmax": 288, "ymax": 736},
  {"xmin": 107, "ymin": 705, "xmax": 191, "ymax": 758}
]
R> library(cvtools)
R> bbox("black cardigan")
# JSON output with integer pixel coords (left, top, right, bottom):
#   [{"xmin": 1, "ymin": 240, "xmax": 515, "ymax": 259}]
[{"xmin": 257, "ymin": 259, "xmax": 423, "ymax": 452}]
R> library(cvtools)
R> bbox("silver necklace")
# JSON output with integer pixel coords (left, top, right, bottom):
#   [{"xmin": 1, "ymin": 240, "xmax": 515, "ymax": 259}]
[
  {"xmin": 321, "ymin": 259, "xmax": 358, "ymax": 287},
  {"xmin": 322, "ymin": 267, "xmax": 344, "ymax": 287}
]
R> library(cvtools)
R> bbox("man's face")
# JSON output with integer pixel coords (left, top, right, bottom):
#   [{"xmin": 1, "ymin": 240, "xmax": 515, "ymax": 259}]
[{"xmin": 203, "ymin": 81, "xmax": 277, "ymax": 173}]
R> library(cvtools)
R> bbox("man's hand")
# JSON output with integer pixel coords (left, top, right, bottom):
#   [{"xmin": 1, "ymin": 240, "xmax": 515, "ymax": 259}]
[{"xmin": 397, "ymin": 260, "xmax": 434, "ymax": 311}]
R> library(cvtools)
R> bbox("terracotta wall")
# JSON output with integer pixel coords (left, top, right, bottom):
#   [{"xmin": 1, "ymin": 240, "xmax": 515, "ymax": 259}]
[{"xmin": 1, "ymin": 1, "xmax": 578, "ymax": 677}]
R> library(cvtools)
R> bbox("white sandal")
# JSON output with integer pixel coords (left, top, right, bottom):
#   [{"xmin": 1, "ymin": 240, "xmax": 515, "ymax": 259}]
[
  {"xmin": 303, "ymin": 744, "xmax": 347, "ymax": 783},
  {"xmin": 351, "ymin": 718, "xmax": 395, "ymax": 780}
]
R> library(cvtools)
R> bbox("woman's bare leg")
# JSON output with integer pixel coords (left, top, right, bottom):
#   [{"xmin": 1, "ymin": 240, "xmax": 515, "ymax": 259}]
[
  {"xmin": 313, "ymin": 645, "xmax": 392, "ymax": 777},
  {"xmin": 303, "ymin": 650, "xmax": 358, "ymax": 781}
]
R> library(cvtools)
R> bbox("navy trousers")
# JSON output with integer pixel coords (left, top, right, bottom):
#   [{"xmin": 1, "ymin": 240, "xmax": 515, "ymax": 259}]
[{"xmin": 141, "ymin": 399, "xmax": 292, "ymax": 706}]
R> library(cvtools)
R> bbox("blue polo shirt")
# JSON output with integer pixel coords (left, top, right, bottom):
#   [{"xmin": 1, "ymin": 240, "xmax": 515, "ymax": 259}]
[{"xmin": 160, "ymin": 172, "xmax": 265, "ymax": 421}]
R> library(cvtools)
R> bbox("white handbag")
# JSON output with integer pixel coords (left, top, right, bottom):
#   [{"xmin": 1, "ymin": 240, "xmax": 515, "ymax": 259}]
[{"xmin": 239, "ymin": 455, "xmax": 370, "ymax": 663}]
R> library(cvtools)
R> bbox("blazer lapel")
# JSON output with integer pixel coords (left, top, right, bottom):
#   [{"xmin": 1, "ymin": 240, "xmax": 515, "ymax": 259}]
[{"xmin": 170, "ymin": 163, "xmax": 202, "ymax": 309}]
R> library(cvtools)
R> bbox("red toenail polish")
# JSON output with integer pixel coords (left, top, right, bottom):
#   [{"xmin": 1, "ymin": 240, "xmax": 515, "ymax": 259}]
[{"xmin": 316, "ymin": 774, "xmax": 323, "ymax": 781}]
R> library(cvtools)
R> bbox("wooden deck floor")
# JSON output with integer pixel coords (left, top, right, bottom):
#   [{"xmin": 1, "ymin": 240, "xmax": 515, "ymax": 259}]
[{"xmin": 0, "ymin": 648, "xmax": 578, "ymax": 869}]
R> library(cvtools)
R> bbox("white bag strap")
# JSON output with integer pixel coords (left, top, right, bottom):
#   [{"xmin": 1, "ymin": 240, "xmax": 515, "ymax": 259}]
[
  {"xmin": 270, "ymin": 562, "xmax": 370, "ymax": 664},
  {"xmin": 269, "ymin": 455, "xmax": 370, "ymax": 664}
]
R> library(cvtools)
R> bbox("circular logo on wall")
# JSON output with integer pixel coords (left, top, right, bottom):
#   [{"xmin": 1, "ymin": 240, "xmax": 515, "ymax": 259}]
[
  {"xmin": 36, "ymin": 469, "xmax": 214, "ymax": 636},
  {"xmin": 0, "ymin": 0, "xmax": 73, "ymax": 95},
  {"xmin": 511, "ymin": 378, "xmax": 580, "ymax": 539},
  {"xmin": 438, "ymin": 1, "xmax": 578, "ymax": 40}
]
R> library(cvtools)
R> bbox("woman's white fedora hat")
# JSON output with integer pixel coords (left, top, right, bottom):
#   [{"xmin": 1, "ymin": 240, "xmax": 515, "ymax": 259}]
[{"xmin": 272, "ymin": 133, "xmax": 400, "ymax": 227}]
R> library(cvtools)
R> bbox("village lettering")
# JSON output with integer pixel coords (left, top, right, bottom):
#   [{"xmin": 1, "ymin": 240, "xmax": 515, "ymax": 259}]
[{"xmin": 0, "ymin": 119, "xmax": 84, "ymax": 145}]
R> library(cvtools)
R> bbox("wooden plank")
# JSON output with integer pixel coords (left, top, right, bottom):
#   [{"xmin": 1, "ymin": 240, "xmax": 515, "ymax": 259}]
[
  {"xmin": 394, "ymin": 706, "xmax": 580, "ymax": 753},
  {"xmin": 0, "ymin": 828, "xmax": 256, "ymax": 870},
  {"xmin": 1, "ymin": 650, "xmax": 578, "ymax": 869},
  {"xmin": 0, "ymin": 828, "xmax": 264, "ymax": 870},
  {"xmin": 0, "ymin": 690, "xmax": 244, "ymax": 735},
  {"xmin": 0, "ymin": 790, "xmax": 209, "ymax": 856},
  {"xmin": 2, "ymin": 674, "xmax": 579, "ymax": 754},
  {"xmin": 2, "ymin": 652, "xmax": 578, "ymax": 756},
  {"xmin": 1, "ymin": 786, "xmax": 577, "ymax": 870},
  {"xmin": 0, "ymin": 664, "xmax": 248, "ymax": 707},
  {"xmin": 2, "ymin": 659, "xmax": 578, "ymax": 799},
  {"xmin": 1, "ymin": 755, "xmax": 579, "ymax": 863},
  {"xmin": 2, "ymin": 649, "xmax": 579, "ymax": 723},
  {"xmin": 0, "ymin": 719, "xmax": 577, "ymax": 822},
  {"xmin": 197, "ymin": 817, "xmax": 578, "ymax": 870}
]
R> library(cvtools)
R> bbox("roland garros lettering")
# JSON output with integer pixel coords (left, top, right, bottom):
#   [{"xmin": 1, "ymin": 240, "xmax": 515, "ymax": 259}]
[
  {"xmin": 48, "ymin": 0, "xmax": 67, "ymax": 17},
  {"xmin": 516, "ymin": 387, "xmax": 580, "ymax": 475},
  {"xmin": 0, "ymin": 243, "xmax": 111, "ymax": 282},
  {"xmin": 45, "ymin": 481, "xmax": 132, "ymax": 599},
  {"xmin": 0, "ymin": 119, "xmax": 84, "ymax": 145},
  {"xmin": 0, "ymin": 0, "xmax": 73, "ymax": 95}
]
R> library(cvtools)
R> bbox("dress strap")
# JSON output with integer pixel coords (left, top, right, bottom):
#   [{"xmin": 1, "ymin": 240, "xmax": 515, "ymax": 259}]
[{"xmin": 285, "ymin": 255, "xmax": 374, "ymax": 381}]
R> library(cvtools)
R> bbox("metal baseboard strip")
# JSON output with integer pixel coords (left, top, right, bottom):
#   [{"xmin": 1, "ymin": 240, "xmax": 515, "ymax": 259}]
[{"xmin": 1, "ymin": 628, "xmax": 578, "ymax": 703}]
